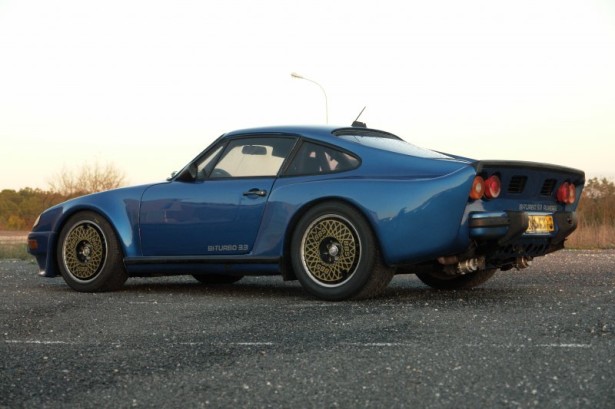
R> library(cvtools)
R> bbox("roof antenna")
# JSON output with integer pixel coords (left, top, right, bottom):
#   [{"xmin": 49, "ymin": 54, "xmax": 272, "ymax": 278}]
[{"xmin": 352, "ymin": 106, "xmax": 367, "ymax": 128}]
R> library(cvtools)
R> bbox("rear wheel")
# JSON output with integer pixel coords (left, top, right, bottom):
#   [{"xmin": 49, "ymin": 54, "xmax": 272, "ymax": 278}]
[
  {"xmin": 415, "ymin": 269, "xmax": 496, "ymax": 290},
  {"xmin": 56, "ymin": 211, "xmax": 128, "ymax": 292},
  {"xmin": 291, "ymin": 202, "xmax": 394, "ymax": 301}
]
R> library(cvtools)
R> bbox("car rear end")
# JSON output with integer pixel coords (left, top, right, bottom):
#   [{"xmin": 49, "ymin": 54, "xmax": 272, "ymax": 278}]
[{"xmin": 456, "ymin": 160, "xmax": 585, "ymax": 272}]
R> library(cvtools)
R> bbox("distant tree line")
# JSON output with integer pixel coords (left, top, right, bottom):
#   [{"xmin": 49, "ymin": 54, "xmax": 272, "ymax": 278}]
[
  {"xmin": 575, "ymin": 177, "xmax": 615, "ymax": 226},
  {"xmin": 48, "ymin": 162, "xmax": 126, "ymax": 197},
  {"xmin": 0, "ymin": 162, "xmax": 125, "ymax": 230}
]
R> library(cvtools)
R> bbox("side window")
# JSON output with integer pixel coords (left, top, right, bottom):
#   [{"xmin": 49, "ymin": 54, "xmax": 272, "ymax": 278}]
[
  {"xmin": 285, "ymin": 142, "xmax": 360, "ymax": 176},
  {"xmin": 210, "ymin": 137, "xmax": 296, "ymax": 178}
]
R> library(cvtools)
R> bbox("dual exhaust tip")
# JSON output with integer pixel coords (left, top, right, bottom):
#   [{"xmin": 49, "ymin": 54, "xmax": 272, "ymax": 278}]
[{"xmin": 438, "ymin": 255, "xmax": 532, "ymax": 275}]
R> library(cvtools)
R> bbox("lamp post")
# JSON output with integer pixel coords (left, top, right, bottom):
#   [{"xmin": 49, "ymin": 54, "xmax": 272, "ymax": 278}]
[{"xmin": 291, "ymin": 72, "xmax": 328, "ymax": 124}]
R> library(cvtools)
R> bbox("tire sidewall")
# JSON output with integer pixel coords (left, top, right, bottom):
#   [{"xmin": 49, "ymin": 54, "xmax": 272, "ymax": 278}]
[
  {"xmin": 291, "ymin": 202, "xmax": 376, "ymax": 300},
  {"xmin": 57, "ymin": 211, "xmax": 126, "ymax": 292}
]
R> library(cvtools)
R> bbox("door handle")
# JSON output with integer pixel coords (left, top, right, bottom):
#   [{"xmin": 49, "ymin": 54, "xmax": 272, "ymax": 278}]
[{"xmin": 243, "ymin": 188, "xmax": 267, "ymax": 197}]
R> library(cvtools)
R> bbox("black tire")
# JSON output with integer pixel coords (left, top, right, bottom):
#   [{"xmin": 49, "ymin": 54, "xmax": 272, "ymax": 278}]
[
  {"xmin": 290, "ymin": 202, "xmax": 394, "ymax": 301},
  {"xmin": 192, "ymin": 274, "xmax": 243, "ymax": 284},
  {"xmin": 56, "ymin": 211, "xmax": 128, "ymax": 292},
  {"xmin": 415, "ymin": 269, "xmax": 497, "ymax": 290}
]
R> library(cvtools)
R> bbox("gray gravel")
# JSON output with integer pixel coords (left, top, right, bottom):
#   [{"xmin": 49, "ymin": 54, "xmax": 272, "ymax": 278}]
[{"xmin": 1, "ymin": 250, "xmax": 614, "ymax": 408}]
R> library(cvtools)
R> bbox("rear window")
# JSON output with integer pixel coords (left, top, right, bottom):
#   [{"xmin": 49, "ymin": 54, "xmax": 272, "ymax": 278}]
[{"xmin": 335, "ymin": 129, "xmax": 451, "ymax": 160}]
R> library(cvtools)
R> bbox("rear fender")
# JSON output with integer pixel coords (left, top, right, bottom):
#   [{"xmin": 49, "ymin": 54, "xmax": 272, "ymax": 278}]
[{"xmin": 254, "ymin": 165, "xmax": 477, "ymax": 266}]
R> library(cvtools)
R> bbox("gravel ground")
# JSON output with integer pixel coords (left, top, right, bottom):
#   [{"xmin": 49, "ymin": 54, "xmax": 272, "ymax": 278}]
[{"xmin": 1, "ymin": 250, "xmax": 614, "ymax": 408}]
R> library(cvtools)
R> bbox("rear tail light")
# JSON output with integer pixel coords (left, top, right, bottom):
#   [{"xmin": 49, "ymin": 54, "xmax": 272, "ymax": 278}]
[
  {"xmin": 484, "ymin": 175, "xmax": 501, "ymax": 199},
  {"xmin": 556, "ymin": 182, "xmax": 576, "ymax": 204},
  {"xmin": 568, "ymin": 183, "xmax": 577, "ymax": 203},
  {"xmin": 469, "ymin": 175, "xmax": 501, "ymax": 200},
  {"xmin": 469, "ymin": 176, "xmax": 485, "ymax": 200}
]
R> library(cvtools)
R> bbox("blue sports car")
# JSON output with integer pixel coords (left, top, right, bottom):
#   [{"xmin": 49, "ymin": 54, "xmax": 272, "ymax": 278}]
[{"xmin": 27, "ymin": 125, "xmax": 585, "ymax": 300}]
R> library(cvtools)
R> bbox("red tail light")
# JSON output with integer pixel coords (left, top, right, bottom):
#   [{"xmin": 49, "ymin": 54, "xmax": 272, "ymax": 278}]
[
  {"xmin": 557, "ymin": 182, "xmax": 576, "ymax": 204},
  {"xmin": 567, "ymin": 183, "xmax": 576, "ymax": 204},
  {"xmin": 484, "ymin": 175, "xmax": 501, "ymax": 199},
  {"xmin": 469, "ymin": 176, "xmax": 485, "ymax": 200}
]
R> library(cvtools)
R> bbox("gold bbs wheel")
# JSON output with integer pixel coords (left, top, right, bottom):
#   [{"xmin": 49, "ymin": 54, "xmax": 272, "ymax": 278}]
[
  {"xmin": 57, "ymin": 211, "xmax": 128, "ymax": 292},
  {"xmin": 300, "ymin": 214, "xmax": 361, "ymax": 287},
  {"xmin": 61, "ymin": 221, "xmax": 107, "ymax": 281},
  {"xmin": 291, "ymin": 202, "xmax": 394, "ymax": 300}
]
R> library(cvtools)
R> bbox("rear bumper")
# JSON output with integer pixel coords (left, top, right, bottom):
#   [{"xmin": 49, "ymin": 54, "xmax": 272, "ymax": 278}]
[{"xmin": 469, "ymin": 210, "xmax": 577, "ymax": 246}]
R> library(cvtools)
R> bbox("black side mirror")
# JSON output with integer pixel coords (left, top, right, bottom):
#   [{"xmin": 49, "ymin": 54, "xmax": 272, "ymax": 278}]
[{"xmin": 167, "ymin": 171, "xmax": 178, "ymax": 181}]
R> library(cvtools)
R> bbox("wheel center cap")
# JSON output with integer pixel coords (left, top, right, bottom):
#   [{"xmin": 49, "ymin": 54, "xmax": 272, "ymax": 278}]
[
  {"xmin": 79, "ymin": 243, "xmax": 92, "ymax": 260},
  {"xmin": 328, "ymin": 243, "xmax": 340, "ymax": 257}
]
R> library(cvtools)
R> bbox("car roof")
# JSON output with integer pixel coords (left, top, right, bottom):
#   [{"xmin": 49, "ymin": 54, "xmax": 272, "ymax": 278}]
[
  {"xmin": 224, "ymin": 124, "xmax": 338, "ymax": 137},
  {"xmin": 223, "ymin": 125, "xmax": 400, "ymax": 145}
]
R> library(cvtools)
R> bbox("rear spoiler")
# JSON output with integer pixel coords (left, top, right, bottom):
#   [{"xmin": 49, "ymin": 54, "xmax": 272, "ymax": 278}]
[{"xmin": 473, "ymin": 160, "xmax": 585, "ymax": 183}]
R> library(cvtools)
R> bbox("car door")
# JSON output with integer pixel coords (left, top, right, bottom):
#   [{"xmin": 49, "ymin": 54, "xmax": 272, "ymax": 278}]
[{"xmin": 139, "ymin": 136, "xmax": 297, "ymax": 257}]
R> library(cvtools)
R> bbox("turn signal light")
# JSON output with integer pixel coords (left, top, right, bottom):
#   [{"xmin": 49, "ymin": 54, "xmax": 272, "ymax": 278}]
[
  {"xmin": 28, "ymin": 239, "xmax": 38, "ymax": 251},
  {"xmin": 557, "ymin": 182, "xmax": 576, "ymax": 204},
  {"xmin": 484, "ymin": 175, "xmax": 501, "ymax": 199},
  {"xmin": 469, "ymin": 176, "xmax": 485, "ymax": 200}
]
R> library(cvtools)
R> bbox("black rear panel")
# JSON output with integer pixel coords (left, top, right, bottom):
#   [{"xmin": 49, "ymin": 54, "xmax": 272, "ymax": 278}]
[{"xmin": 474, "ymin": 160, "xmax": 585, "ymax": 204}]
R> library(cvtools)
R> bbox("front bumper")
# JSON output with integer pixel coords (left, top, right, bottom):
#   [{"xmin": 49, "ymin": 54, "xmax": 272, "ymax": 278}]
[{"xmin": 27, "ymin": 231, "xmax": 58, "ymax": 277}]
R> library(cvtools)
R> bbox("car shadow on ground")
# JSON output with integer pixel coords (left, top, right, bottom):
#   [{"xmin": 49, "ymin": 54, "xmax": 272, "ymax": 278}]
[
  {"xmin": 56, "ymin": 274, "xmax": 530, "ymax": 305},
  {"xmin": 38, "ymin": 273, "xmax": 533, "ymax": 305},
  {"xmin": 120, "ymin": 279, "xmax": 307, "ymax": 299}
]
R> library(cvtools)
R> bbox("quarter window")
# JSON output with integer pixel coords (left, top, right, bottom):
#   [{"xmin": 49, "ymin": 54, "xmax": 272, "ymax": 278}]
[{"xmin": 286, "ymin": 142, "xmax": 360, "ymax": 176}]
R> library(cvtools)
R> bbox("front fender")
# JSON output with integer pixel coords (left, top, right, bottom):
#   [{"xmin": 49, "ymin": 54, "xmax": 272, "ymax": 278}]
[{"xmin": 29, "ymin": 184, "xmax": 156, "ymax": 276}]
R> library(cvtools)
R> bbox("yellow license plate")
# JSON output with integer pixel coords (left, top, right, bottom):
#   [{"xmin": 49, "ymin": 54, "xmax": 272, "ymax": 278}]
[{"xmin": 526, "ymin": 215, "xmax": 554, "ymax": 234}]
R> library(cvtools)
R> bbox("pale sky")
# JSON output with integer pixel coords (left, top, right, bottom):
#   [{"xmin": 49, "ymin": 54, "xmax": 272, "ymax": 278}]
[{"xmin": 1, "ymin": 0, "xmax": 614, "ymax": 191}]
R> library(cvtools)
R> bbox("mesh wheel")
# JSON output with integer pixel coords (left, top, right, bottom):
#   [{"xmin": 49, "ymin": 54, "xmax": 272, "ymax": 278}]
[
  {"xmin": 300, "ymin": 214, "xmax": 361, "ymax": 287},
  {"xmin": 291, "ymin": 202, "xmax": 393, "ymax": 301},
  {"xmin": 61, "ymin": 221, "xmax": 107, "ymax": 282},
  {"xmin": 57, "ymin": 211, "xmax": 127, "ymax": 292}
]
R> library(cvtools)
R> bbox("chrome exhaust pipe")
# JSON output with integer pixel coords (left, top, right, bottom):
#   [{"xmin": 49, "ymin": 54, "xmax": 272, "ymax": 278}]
[
  {"xmin": 456, "ymin": 257, "xmax": 485, "ymax": 275},
  {"xmin": 514, "ymin": 256, "xmax": 532, "ymax": 270}
]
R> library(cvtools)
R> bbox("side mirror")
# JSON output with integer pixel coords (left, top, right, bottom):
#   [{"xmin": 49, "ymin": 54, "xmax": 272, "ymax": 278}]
[
  {"xmin": 171, "ymin": 164, "xmax": 198, "ymax": 182},
  {"xmin": 167, "ymin": 171, "xmax": 178, "ymax": 181}
]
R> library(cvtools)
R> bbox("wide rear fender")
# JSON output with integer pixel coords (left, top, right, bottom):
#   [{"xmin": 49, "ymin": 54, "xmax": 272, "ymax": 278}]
[{"xmin": 255, "ymin": 165, "xmax": 476, "ymax": 265}]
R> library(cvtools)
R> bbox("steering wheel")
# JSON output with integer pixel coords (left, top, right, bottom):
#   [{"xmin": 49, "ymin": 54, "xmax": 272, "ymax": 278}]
[{"xmin": 210, "ymin": 168, "xmax": 231, "ymax": 178}]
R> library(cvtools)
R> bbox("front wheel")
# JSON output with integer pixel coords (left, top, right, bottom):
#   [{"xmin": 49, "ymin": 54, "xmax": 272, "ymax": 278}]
[
  {"xmin": 56, "ymin": 211, "xmax": 128, "ymax": 292},
  {"xmin": 290, "ymin": 202, "xmax": 393, "ymax": 301},
  {"xmin": 415, "ymin": 269, "xmax": 497, "ymax": 290}
]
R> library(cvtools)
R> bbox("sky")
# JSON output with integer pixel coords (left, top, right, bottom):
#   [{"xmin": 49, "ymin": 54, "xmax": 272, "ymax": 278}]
[{"xmin": 1, "ymin": 0, "xmax": 614, "ymax": 191}]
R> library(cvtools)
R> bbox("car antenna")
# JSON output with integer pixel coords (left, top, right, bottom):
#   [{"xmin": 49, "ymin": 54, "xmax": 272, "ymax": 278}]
[{"xmin": 352, "ymin": 106, "xmax": 367, "ymax": 128}]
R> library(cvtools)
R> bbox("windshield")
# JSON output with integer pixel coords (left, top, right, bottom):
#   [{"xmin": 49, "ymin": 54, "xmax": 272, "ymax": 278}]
[{"xmin": 337, "ymin": 133, "xmax": 452, "ymax": 160}]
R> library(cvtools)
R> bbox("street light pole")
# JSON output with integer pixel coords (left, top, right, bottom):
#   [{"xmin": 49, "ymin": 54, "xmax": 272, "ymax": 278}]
[{"xmin": 291, "ymin": 72, "xmax": 328, "ymax": 124}]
